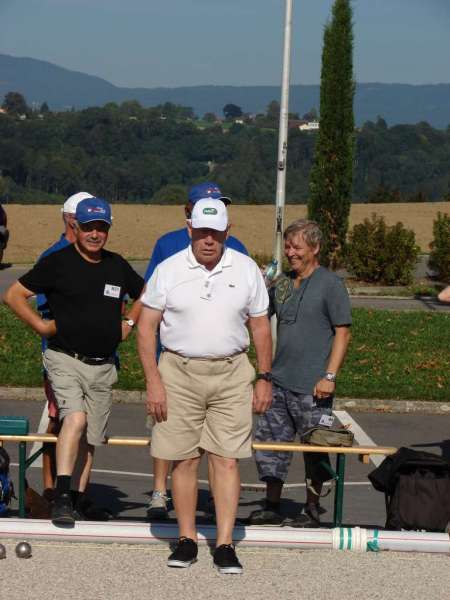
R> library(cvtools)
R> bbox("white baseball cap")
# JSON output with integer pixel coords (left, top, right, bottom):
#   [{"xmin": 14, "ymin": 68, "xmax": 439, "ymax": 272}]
[
  {"xmin": 190, "ymin": 198, "xmax": 228, "ymax": 231},
  {"xmin": 62, "ymin": 191, "xmax": 94, "ymax": 214}
]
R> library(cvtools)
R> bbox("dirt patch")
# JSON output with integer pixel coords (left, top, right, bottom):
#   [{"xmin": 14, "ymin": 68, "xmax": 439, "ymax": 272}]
[{"xmin": 2, "ymin": 202, "xmax": 449, "ymax": 263}]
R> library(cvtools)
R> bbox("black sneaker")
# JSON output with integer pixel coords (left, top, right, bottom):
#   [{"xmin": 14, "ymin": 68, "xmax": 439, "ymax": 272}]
[
  {"xmin": 213, "ymin": 544, "xmax": 243, "ymax": 574},
  {"xmin": 248, "ymin": 508, "xmax": 284, "ymax": 526},
  {"xmin": 285, "ymin": 503, "xmax": 321, "ymax": 528},
  {"xmin": 51, "ymin": 492, "xmax": 75, "ymax": 526},
  {"xmin": 167, "ymin": 537, "xmax": 198, "ymax": 568}
]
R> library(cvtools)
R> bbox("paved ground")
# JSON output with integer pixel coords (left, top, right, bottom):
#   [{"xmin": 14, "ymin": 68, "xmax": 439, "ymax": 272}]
[{"xmin": 3, "ymin": 400, "xmax": 450, "ymax": 527}]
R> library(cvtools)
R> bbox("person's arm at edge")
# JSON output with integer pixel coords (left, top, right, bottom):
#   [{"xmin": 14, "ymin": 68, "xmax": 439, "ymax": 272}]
[
  {"xmin": 121, "ymin": 298, "xmax": 143, "ymax": 341},
  {"xmin": 137, "ymin": 306, "xmax": 167, "ymax": 422},
  {"xmin": 313, "ymin": 325, "xmax": 352, "ymax": 398},
  {"xmin": 3, "ymin": 281, "xmax": 56, "ymax": 338},
  {"xmin": 438, "ymin": 285, "xmax": 450, "ymax": 303},
  {"xmin": 248, "ymin": 314, "xmax": 272, "ymax": 414}
]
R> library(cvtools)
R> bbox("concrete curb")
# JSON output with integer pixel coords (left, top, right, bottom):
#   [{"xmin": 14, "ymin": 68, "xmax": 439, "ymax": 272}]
[{"xmin": 1, "ymin": 387, "xmax": 449, "ymax": 415}]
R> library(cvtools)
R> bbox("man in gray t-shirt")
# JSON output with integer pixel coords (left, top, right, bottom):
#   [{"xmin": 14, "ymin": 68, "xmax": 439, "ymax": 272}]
[{"xmin": 250, "ymin": 219, "xmax": 352, "ymax": 527}]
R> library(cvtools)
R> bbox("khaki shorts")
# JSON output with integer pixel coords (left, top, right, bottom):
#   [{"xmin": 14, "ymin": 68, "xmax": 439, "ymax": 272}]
[
  {"xmin": 151, "ymin": 351, "xmax": 255, "ymax": 460},
  {"xmin": 43, "ymin": 349, "xmax": 118, "ymax": 446}
]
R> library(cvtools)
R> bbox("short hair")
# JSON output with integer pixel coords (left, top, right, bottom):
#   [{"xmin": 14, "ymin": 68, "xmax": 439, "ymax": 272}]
[{"xmin": 283, "ymin": 219, "xmax": 322, "ymax": 248}]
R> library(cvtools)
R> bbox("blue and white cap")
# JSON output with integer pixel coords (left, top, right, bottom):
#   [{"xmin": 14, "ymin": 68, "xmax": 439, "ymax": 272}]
[{"xmin": 75, "ymin": 197, "xmax": 112, "ymax": 225}]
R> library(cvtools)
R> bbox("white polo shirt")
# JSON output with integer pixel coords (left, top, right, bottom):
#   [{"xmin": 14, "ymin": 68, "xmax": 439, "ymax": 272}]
[{"xmin": 141, "ymin": 246, "xmax": 269, "ymax": 358}]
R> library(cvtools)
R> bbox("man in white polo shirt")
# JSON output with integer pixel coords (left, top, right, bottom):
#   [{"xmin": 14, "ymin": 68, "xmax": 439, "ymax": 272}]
[{"xmin": 138, "ymin": 198, "xmax": 272, "ymax": 574}]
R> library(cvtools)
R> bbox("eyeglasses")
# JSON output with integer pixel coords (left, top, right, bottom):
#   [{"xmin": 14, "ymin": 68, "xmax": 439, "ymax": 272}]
[{"xmin": 78, "ymin": 221, "xmax": 110, "ymax": 233}]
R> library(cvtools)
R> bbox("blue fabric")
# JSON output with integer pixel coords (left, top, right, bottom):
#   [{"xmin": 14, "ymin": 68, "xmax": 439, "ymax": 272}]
[
  {"xmin": 36, "ymin": 234, "xmax": 70, "ymax": 352},
  {"xmin": 144, "ymin": 227, "xmax": 248, "ymax": 282}
]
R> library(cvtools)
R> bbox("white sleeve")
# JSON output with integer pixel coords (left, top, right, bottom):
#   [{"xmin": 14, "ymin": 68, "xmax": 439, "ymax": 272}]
[
  {"xmin": 248, "ymin": 261, "xmax": 269, "ymax": 317},
  {"xmin": 140, "ymin": 265, "xmax": 166, "ymax": 311}
]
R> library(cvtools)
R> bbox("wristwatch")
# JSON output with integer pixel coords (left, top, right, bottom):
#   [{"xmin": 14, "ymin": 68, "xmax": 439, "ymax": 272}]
[
  {"xmin": 123, "ymin": 318, "xmax": 135, "ymax": 328},
  {"xmin": 324, "ymin": 371, "xmax": 337, "ymax": 383},
  {"xmin": 256, "ymin": 372, "xmax": 273, "ymax": 383}
]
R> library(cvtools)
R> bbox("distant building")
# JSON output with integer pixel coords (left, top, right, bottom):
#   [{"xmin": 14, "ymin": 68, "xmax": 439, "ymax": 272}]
[{"xmin": 299, "ymin": 120, "xmax": 319, "ymax": 131}]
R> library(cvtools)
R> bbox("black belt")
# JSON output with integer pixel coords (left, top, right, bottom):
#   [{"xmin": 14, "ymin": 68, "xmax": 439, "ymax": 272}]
[{"xmin": 49, "ymin": 346, "xmax": 114, "ymax": 366}]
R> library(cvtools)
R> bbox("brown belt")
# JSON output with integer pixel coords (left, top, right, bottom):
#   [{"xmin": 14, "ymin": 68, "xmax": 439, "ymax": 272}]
[{"xmin": 163, "ymin": 348, "xmax": 246, "ymax": 362}]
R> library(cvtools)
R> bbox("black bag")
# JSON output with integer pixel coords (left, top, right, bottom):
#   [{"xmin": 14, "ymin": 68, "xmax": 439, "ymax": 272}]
[
  {"xmin": 368, "ymin": 447, "xmax": 450, "ymax": 532},
  {"xmin": 0, "ymin": 447, "xmax": 14, "ymax": 517}
]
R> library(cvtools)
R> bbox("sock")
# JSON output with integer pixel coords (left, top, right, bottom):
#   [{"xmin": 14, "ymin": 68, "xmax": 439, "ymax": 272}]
[
  {"xmin": 55, "ymin": 475, "xmax": 71, "ymax": 496},
  {"xmin": 265, "ymin": 500, "xmax": 281, "ymax": 512},
  {"xmin": 71, "ymin": 490, "xmax": 81, "ymax": 506}
]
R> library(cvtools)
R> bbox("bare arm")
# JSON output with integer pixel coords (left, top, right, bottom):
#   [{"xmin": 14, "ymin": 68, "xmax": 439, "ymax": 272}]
[
  {"xmin": 314, "ymin": 325, "xmax": 352, "ymax": 399},
  {"xmin": 121, "ymin": 298, "xmax": 144, "ymax": 341},
  {"xmin": 438, "ymin": 286, "xmax": 450, "ymax": 303},
  {"xmin": 137, "ymin": 306, "xmax": 167, "ymax": 422},
  {"xmin": 248, "ymin": 314, "xmax": 273, "ymax": 414},
  {"xmin": 3, "ymin": 281, "xmax": 56, "ymax": 338}
]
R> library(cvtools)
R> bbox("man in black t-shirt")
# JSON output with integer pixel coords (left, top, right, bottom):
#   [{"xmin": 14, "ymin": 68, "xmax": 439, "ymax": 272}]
[{"xmin": 4, "ymin": 197, "xmax": 145, "ymax": 526}]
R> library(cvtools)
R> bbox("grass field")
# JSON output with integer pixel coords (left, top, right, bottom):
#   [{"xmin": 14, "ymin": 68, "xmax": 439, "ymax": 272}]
[
  {"xmin": 0, "ymin": 306, "xmax": 448, "ymax": 402},
  {"xmin": 2, "ymin": 202, "xmax": 449, "ymax": 263}
]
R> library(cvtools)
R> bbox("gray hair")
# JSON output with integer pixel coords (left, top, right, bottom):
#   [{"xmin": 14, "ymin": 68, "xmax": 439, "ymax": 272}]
[{"xmin": 283, "ymin": 219, "xmax": 322, "ymax": 248}]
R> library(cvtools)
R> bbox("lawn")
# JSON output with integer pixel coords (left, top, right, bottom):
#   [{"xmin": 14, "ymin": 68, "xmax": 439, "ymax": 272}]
[{"xmin": 0, "ymin": 306, "xmax": 448, "ymax": 402}]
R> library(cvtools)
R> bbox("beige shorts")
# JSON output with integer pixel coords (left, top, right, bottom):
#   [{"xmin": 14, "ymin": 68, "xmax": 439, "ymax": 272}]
[
  {"xmin": 43, "ymin": 349, "xmax": 118, "ymax": 446},
  {"xmin": 151, "ymin": 351, "xmax": 255, "ymax": 460}
]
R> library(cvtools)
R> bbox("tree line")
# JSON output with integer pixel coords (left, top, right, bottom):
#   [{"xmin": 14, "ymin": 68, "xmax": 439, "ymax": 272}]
[{"xmin": 0, "ymin": 94, "xmax": 449, "ymax": 206}]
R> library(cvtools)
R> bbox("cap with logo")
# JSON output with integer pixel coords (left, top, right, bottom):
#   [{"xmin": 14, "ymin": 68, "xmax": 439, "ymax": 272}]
[
  {"xmin": 76, "ymin": 197, "xmax": 112, "ymax": 226},
  {"xmin": 62, "ymin": 192, "xmax": 94, "ymax": 215},
  {"xmin": 188, "ymin": 181, "xmax": 231, "ymax": 205},
  {"xmin": 190, "ymin": 198, "xmax": 228, "ymax": 232}
]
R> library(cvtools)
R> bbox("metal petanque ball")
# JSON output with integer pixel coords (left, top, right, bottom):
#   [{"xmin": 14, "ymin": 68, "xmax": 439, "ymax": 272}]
[
  {"xmin": 15, "ymin": 541, "xmax": 32, "ymax": 559},
  {"xmin": 0, "ymin": 543, "xmax": 6, "ymax": 559}
]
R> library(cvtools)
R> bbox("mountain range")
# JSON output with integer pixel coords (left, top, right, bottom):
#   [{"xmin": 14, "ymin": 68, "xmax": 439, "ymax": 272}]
[{"xmin": 1, "ymin": 53, "xmax": 450, "ymax": 128}]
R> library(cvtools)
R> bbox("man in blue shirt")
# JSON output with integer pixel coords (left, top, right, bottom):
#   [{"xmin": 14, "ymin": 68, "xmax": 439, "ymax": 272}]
[
  {"xmin": 145, "ymin": 182, "xmax": 248, "ymax": 519},
  {"xmin": 37, "ymin": 192, "xmax": 93, "ymax": 503}
]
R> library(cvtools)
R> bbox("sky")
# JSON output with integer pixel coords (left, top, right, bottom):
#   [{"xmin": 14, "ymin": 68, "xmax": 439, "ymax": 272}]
[{"xmin": 1, "ymin": 0, "xmax": 449, "ymax": 88}]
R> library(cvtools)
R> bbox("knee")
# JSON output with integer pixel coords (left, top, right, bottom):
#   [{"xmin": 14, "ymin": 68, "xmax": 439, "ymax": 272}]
[
  {"xmin": 173, "ymin": 458, "xmax": 199, "ymax": 474},
  {"xmin": 209, "ymin": 455, "xmax": 238, "ymax": 473},
  {"xmin": 62, "ymin": 412, "xmax": 87, "ymax": 435}
]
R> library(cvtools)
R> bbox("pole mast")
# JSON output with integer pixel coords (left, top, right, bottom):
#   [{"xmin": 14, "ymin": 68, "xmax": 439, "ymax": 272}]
[{"xmin": 273, "ymin": 0, "xmax": 293, "ymax": 274}]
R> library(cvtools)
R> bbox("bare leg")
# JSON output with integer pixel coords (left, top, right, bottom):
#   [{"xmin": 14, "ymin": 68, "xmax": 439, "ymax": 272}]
[
  {"xmin": 208, "ymin": 453, "xmax": 240, "ymax": 546},
  {"xmin": 171, "ymin": 457, "xmax": 200, "ymax": 541},
  {"xmin": 43, "ymin": 417, "xmax": 60, "ymax": 492},
  {"xmin": 153, "ymin": 457, "xmax": 170, "ymax": 494},
  {"xmin": 207, "ymin": 457, "xmax": 215, "ymax": 500},
  {"xmin": 70, "ymin": 435, "xmax": 94, "ymax": 493},
  {"xmin": 56, "ymin": 412, "xmax": 88, "ymax": 476}
]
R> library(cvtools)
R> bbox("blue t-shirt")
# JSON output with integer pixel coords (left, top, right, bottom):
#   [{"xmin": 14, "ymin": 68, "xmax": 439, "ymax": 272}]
[
  {"xmin": 37, "ymin": 234, "xmax": 71, "ymax": 353},
  {"xmin": 144, "ymin": 227, "xmax": 248, "ymax": 281}
]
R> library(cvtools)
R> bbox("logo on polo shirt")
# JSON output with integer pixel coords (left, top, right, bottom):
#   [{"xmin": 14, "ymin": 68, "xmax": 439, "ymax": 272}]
[{"xmin": 203, "ymin": 207, "xmax": 217, "ymax": 215}]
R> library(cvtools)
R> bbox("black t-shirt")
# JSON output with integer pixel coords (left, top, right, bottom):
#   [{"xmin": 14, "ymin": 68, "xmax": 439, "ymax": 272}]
[{"xmin": 19, "ymin": 244, "xmax": 144, "ymax": 357}]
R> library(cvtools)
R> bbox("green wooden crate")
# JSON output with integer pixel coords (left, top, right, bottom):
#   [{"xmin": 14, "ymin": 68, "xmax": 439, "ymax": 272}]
[{"xmin": 0, "ymin": 416, "xmax": 29, "ymax": 435}]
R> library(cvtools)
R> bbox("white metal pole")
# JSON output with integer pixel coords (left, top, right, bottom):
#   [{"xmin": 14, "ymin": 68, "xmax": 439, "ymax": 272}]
[{"xmin": 273, "ymin": 0, "xmax": 294, "ymax": 274}]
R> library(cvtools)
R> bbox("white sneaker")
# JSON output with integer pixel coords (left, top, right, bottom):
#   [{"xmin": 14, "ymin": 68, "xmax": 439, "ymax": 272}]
[{"xmin": 147, "ymin": 490, "xmax": 169, "ymax": 520}]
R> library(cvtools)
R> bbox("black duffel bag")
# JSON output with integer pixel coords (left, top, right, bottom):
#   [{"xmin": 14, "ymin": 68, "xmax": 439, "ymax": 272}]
[{"xmin": 368, "ymin": 447, "xmax": 450, "ymax": 532}]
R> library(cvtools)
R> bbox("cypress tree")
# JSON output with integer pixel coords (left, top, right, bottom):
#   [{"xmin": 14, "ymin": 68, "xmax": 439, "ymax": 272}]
[{"xmin": 308, "ymin": 0, "xmax": 355, "ymax": 267}]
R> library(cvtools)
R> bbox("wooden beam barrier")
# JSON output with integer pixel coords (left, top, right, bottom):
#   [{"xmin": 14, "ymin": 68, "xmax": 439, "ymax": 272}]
[{"xmin": 0, "ymin": 432, "xmax": 397, "ymax": 525}]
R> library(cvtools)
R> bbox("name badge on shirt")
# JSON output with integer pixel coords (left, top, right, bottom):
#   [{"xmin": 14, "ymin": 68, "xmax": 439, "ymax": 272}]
[
  {"xmin": 319, "ymin": 414, "xmax": 335, "ymax": 427},
  {"xmin": 104, "ymin": 284, "xmax": 121, "ymax": 299}
]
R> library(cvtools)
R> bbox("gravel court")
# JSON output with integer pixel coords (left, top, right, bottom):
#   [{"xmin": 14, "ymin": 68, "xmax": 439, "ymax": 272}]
[{"xmin": 1, "ymin": 541, "xmax": 449, "ymax": 600}]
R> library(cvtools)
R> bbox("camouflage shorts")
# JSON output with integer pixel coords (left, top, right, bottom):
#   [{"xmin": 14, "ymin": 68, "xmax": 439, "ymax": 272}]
[{"xmin": 254, "ymin": 384, "xmax": 334, "ymax": 484}]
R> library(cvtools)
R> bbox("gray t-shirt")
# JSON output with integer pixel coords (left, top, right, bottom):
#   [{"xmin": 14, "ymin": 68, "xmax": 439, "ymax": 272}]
[{"xmin": 270, "ymin": 266, "xmax": 352, "ymax": 395}]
